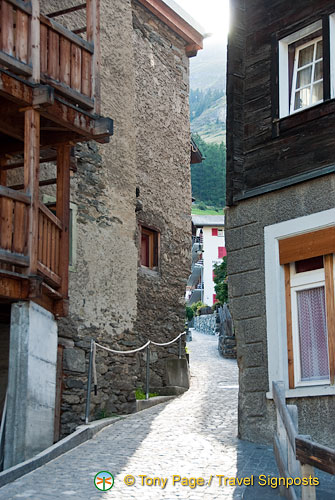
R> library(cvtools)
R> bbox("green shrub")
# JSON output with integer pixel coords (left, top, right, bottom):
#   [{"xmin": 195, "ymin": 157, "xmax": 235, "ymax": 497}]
[
  {"xmin": 135, "ymin": 388, "xmax": 159, "ymax": 400},
  {"xmin": 186, "ymin": 306, "xmax": 194, "ymax": 321}
]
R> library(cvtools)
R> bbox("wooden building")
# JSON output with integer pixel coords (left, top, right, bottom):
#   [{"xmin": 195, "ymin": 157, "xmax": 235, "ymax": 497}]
[
  {"xmin": 0, "ymin": 0, "xmax": 112, "ymax": 469},
  {"xmin": 226, "ymin": 0, "xmax": 335, "ymax": 445}
]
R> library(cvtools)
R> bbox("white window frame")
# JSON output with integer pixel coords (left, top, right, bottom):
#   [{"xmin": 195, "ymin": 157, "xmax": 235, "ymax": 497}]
[
  {"xmin": 290, "ymin": 265, "xmax": 329, "ymax": 387},
  {"xmin": 264, "ymin": 208, "xmax": 335, "ymax": 399},
  {"xmin": 278, "ymin": 20, "xmax": 322, "ymax": 118},
  {"xmin": 290, "ymin": 36, "xmax": 323, "ymax": 114}
]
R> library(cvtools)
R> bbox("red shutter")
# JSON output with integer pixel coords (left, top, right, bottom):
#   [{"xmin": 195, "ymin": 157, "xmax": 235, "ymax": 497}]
[
  {"xmin": 213, "ymin": 294, "xmax": 218, "ymax": 304},
  {"xmin": 212, "ymin": 228, "xmax": 218, "ymax": 236},
  {"xmin": 218, "ymin": 246, "xmax": 226, "ymax": 258}
]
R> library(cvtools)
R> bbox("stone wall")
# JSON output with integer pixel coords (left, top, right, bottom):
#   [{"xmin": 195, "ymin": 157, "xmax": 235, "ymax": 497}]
[
  {"xmin": 132, "ymin": 0, "xmax": 191, "ymax": 388},
  {"xmin": 40, "ymin": 0, "xmax": 193, "ymax": 436},
  {"xmin": 226, "ymin": 174, "xmax": 335, "ymax": 446},
  {"xmin": 194, "ymin": 314, "xmax": 216, "ymax": 336}
]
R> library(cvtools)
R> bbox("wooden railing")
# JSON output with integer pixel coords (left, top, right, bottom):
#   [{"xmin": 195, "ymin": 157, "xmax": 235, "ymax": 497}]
[
  {"xmin": 0, "ymin": 186, "xmax": 64, "ymax": 292},
  {"xmin": 0, "ymin": 0, "xmax": 99, "ymax": 110},
  {"xmin": 37, "ymin": 202, "xmax": 62, "ymax": 289},
  {"xmin": 0, "ymin": 185, "xmax": 30, "ymax": 268},
  {"xmin": 273, "ymin": 381, "xmax": 335, "ymax": 500},
  {"xmin": 40, "ymin": 15, "xmax": 94, "ymax": 109},
  {"xmin": 0, "ymin": 0, "xmax": 33, "ymax": 76}
]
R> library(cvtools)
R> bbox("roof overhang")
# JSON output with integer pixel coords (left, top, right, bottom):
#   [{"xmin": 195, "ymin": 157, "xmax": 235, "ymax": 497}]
[
  {"xmin": 137, "ymin": 0, "xmax": 204, "ymax": 56},
  {"xmin": 191, "ymin": 138, "xmax": 204, "ymax": 164}
]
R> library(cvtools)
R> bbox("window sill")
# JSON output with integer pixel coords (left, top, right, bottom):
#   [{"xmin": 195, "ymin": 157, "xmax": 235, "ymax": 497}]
[
  {"xmin": 274, "ymin": 98, "xmax": 335, "ymax": 136},
  {"xmin": 139, "ymin": 266, "xmax": 160, "ymax": 278},
  {"xmin": 266, "ymin": 384, "xmax": 335, "ymax": 399}
]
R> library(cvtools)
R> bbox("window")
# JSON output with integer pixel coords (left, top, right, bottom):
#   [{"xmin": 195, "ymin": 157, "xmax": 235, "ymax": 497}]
[
  {"xmin": 218, "ymin": 229, "xmax": 224, "ymax": 237},
  {"xmin": 218, "ymin": 246, "xmax": 226, "ymax": 259},
  {"xmin": 264, "ymin": 209, "xmax": 335, "ymax": 398},
  {"xmin": 290, "ymin": 37, "xmax": 323, "ymax": 112},
  {"xmin": 279, "ymin": 20, "xmax": 325, "ymax": 117},
  {"xmin": 140, "ymin": 226, "xmax": 159, "ymax": 270},
  {"xmin": 279, "ymin": 230, "xmax": 335, "ymax": 389}
]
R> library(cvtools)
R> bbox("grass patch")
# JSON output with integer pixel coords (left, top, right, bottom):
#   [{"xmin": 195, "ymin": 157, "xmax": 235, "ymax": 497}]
[
  {"xmin": 135, "ymin": 388, "xmax": 159, "ymax": 400},
  {"xmin": 192, "ymin": 208, "xmax": 223, "ymax": 215}
]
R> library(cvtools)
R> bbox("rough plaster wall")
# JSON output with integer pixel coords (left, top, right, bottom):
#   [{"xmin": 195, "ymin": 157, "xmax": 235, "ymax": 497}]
[
  {"xmin": 226, "ymin": 174, "xmax": 335, "ymax": 446},
  {"xmin": 132, "ymin": 1, "xmax": 192, "ymax": 387},
  {"xmin": 41, "ymin": 0, "xmax": 139, "ymax": 435}
]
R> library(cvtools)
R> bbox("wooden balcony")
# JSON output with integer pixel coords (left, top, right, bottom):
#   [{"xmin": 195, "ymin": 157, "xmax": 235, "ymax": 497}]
[
  {"xmin": 0, "ymin": 0, "xmax": 100, "ymax": 111},
  {"xmin": 0, "ymin": 1, "xmax": 113, "ymax": 316}
]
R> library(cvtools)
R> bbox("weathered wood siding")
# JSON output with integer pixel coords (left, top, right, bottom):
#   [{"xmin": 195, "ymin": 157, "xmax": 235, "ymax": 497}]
[{"xmin": 227, "ymin": 0, "xmax": 335, "ymax": 205}]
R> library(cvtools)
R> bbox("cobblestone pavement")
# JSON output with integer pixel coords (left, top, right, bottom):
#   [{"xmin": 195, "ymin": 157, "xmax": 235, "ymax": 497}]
[{"xmin": 0, "ymin": 331, "xmax": 332, "ymax": 499}]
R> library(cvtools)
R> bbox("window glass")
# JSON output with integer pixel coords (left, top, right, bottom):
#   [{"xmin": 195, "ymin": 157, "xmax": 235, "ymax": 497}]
[
  {"xmin": 297, "ymin": 286, "xmax": 329, "ymax": 381},
  {"xmin": 292, "ymin": 37, "xmax": 323, "ymax": 112},
  {"xmin": 295, "ymin": 256, "xmax": 324, "ymax": 273}
]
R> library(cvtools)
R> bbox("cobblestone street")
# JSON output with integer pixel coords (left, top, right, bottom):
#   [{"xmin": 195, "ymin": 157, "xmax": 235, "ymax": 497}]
[{"xmin": 0, "ymin": 331, "xmax": 329, "ymax": 499}]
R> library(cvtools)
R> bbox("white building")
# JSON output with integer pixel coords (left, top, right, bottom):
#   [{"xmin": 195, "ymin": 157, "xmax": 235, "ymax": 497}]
[{"xmin": 187, "ymin": 215, "xmax": 225, "ymax": 307}]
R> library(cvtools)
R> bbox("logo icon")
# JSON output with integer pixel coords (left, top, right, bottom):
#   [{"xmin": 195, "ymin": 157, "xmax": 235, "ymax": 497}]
[{"xmin": 94, "ymin": 471, "xmax": 114, "ymax": 491}]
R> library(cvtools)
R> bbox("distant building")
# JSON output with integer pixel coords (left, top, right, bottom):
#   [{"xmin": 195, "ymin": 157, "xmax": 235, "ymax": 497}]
[{"xmin": 187, "ymin": 215, "xmax": 225, "ymax": 306}]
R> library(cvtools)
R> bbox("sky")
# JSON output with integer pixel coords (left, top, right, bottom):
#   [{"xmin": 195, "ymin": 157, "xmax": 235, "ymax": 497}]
[{"xmin": 174, "ymin": 0, "xmax": 230, "ymax": 43}]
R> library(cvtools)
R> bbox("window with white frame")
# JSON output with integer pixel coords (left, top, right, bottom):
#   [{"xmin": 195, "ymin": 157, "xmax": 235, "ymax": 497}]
[
  {"xmin": 279, "ymin": 232, "xmax": 335, "ymax": 390},
  {"xmin": 290, "ymin": 37, "xmax": 323, "ymax": 112},
  {"xmin": 279, "ymin": 20, "xmax": 324, "ymax": 117},
  {"xmin": 289, "ymin": 256, "xmax": 330, "ymax": 386},
  {"xmin": 264, "ymin": 209, "xmax": 335, "ymax": 398}
]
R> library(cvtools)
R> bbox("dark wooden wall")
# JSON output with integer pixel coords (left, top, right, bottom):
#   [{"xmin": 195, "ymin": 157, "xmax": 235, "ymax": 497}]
[{"xmin": 227, "ymin": 0, "xmax": 335, "ymax": 205}]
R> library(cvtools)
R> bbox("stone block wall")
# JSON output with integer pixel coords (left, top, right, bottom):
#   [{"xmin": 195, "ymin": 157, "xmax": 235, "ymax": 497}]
[
  {"xmin": 226, "ymin": 174, "xmax": 335, "ymax": 446},
  {"xmin": 194, "ymin": 314, "xmax": 216, "ymax": 336}
]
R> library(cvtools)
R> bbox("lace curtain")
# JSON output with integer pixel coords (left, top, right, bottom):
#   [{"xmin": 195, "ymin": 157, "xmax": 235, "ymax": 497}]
[{"xmin": 297, "ymin": 286, "xmax": 329, "ymax": 381}]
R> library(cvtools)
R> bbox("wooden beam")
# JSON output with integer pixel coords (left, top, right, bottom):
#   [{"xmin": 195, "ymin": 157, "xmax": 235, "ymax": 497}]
[
  {"xmin": 0, "ymin": 275, "xmax": 29, "ymax": 300},
  {"xmin": 87, "ymin": 0, "xmax": 101, "ymax": 112},
  {"xmin": 325, "ymin": 254, "xmax": 335, "ymax": 385},
  {"xmin": 0, "ymin": 185, "xmax": 31, "ymax": 204},
  {"xmin": 73, "ymin": 27, "xmax": 87, "ymax": 35},
  {"xmin": 5, "ymin": 0, "xmax": 32, "ymax": 16},
  {"xmin": 40, "ymin": 75, "xmax": 94, "ymax": 110},
  {"xmin": 31, "ymin": 0, "xmax": 40, "ymax": 83},
  {"xmin": 0, "ymin": 51, "xmax": 32, "ymax": 77},
  {"xmin": 137, "ymin": 0, "xmax": 203, "ymax": 53},
  {"xmin": 279, "ymin": 227, "xmax": 335, "ymax": 265},
  {"xmin": 9, "ymin": 178, "xmax": 57, "ymax": 192},
  {"xmin": 56, "ymin": 144, "xmax": 70, "ymax": 300},
  {"xmin": 296, "ymin": 436, "xmax": 335, "ymax": 475},
  {"xmin": 24, "ymin": 109, "xmax": 40, "ymax": 275},
  {"xmin": 284, "ymin": 264, "xmax": 295, "ymax": 389},
  {"xmin": 47, "ymin": 3, "xmax": 86, "ymax": 19},
  {"xmin": 0, "ymin": 249, "xmax": 29, "ymax": 267}
]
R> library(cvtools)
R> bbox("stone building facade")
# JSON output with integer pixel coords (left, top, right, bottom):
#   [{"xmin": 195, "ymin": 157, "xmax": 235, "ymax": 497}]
[
  {"xmin": 39, "ymin": 0, "xmax": 204, "ymax": 437},
  {"xmin": 227, "ymin": 0, "xmax": 335, "ymax": 446}
]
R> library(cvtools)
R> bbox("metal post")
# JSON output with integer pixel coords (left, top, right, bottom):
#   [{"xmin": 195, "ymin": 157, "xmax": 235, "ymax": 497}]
[
  {"xmin": 145, "ymin": 344, "xmax": 150, "ymax": 400},
  {"xmin": 85, "ymin": 339, "xmax": 94, "ymax": 424},
  {"xmin": 201, "ymin": 264, "xmax": 204, "ymax": 303},
  {"xmin": 179, "ymin": 335, "xmax": 182, "ymax": 359}
]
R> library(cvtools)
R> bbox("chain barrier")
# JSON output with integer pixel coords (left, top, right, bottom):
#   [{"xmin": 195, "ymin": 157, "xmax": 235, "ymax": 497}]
[{"xmin": 85, "ymin": 332, "xmax": 186, "ymax": 423}]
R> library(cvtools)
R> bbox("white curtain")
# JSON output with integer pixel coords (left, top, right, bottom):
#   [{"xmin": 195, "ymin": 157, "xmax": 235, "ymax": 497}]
[{"xmin": 297, "ymin": 286, "xmax": 329, "ymax": 381}]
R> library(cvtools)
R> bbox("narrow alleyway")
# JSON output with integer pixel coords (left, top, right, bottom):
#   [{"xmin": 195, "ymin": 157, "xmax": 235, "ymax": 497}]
[{"xmin": 0, "ymin": 332, "xmax": 292, "ymax": 499}]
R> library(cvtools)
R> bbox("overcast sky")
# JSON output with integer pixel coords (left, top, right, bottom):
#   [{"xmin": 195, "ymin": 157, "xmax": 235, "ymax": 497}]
[{"xmin": 174, "ymin": 0, "xmax": 230, "ymax": 42}]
